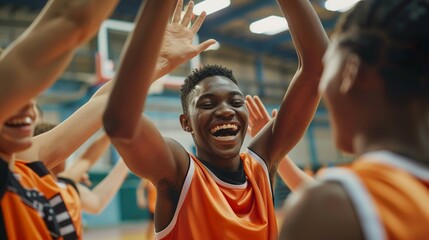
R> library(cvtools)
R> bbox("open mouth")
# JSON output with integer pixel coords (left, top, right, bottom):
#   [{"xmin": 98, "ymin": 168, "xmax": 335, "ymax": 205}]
[
  {"xmin": 210, "ymin": 123, "xmax": 239, "ymax": 139},
  {"xmin": 5, "ymin": 116, "xmax": 32, "ymax": 128}
]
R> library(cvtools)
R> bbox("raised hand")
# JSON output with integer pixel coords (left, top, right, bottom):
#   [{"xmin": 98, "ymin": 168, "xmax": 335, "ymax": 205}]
[
  {"xmin": 246, "ymin": 95, "xmax": 277, "ymax": 138},
  {"xmin": 156, "ymin": 0, "xmax": 217, "ymax": 79}
]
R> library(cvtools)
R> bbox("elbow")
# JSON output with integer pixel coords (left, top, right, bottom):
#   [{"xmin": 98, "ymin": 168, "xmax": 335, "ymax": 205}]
[
  {"xmin": 85, "ymin": 207, "xmax": 103, "ymax": 215},
  {"xmin": 103, "ymin": 112, "xmax": 136, "ymax": 140},
  {"xmin": 299, "ymin": 60, "xmax": 323, "ymax": 77}
]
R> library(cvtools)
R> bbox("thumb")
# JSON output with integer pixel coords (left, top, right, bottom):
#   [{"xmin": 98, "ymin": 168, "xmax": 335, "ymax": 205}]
[
  {"xmin": 271, "ymin": 109, "xmax": 278, "ymax": 118},
  {"xmin": 197, "ymin": 39, "xmax": 217, "ymax": 52}
]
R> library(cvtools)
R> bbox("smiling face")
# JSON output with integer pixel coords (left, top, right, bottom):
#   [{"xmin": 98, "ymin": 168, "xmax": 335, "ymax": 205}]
[
  {"xmin": 0, "ymin": 100, "xmax": 37, "ymax": 157},
  {"xmin": 181, "ymin": 76, "xmax": 248, "ymax": 164}
]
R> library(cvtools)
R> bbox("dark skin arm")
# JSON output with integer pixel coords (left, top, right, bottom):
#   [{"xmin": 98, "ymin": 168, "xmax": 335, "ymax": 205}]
[
  {"xmin": 16, "ymin": 0, "xmax": 214, "ymax": 170},
  {"xmin": 248, "ymin": 0, "xmax": 329, "ymax": 178},
  {"xmin": 246, "ymin": 95, "xmax": 314, "ymax": 190},
  {"xmin": 103, "ymin": 0, "xmax": 214, "ymax": 231}
]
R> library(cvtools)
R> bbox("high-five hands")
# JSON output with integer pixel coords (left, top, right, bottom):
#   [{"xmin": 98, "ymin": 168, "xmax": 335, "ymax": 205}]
[
  {"xmin": 156, "ymin": 0, "xmax": 217, "ymax": 79},
  {"xmin": 246, "ymin": 95, "xmax": 277, "ymax": 138}
]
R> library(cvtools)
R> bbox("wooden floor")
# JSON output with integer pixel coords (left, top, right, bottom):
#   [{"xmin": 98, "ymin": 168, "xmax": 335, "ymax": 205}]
[{"xmin": 83, "ymin": 221, "xmax": 153, "ymax": 240}]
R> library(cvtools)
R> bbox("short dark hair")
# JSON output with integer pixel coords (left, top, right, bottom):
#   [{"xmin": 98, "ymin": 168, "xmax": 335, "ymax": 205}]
[
  {"xmin": 335, "ymin": 0, "xmax": 429, "ymax": 102},
  {"xmin": 34, "ymin": 122, "xmax": 57, "ymax": 136},
  {"xmin": 180, "ymin": 64, "xmax": 239, "ymax": 113}
]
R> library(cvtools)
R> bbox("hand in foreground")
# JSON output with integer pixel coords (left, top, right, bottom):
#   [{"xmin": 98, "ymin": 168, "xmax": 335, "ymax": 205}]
[
  {"xmin": 246, "ymin": 95, "xmax": 277, "ymax": 138},
  {"xmin": 156, "ymin": 0, "xmax": 217, "ymax": 78}
]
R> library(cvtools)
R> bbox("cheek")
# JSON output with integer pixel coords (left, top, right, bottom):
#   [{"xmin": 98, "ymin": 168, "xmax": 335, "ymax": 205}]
[{"xmin": 238, "ymin": 108, "xmax": 248, "ymax": 126}]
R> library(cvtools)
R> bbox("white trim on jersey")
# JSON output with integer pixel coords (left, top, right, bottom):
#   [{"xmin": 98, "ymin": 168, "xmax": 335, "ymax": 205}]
[
  {"xmin": 361, "ymin": 151, "xmax": 429, "ymax": 180},
  {"xmin": 247, "ymin": 149, "xmax": 272, "ymax": 191},
  {"xmin": 320, "ymin": 168, "xmax": 387, "ymax": 240},
  {"xmin": 155, "ymin": 156, "xmax": 195, "ymax": 240}
]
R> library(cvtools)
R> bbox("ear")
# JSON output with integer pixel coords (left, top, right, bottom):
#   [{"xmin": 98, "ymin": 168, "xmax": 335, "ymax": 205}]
[
  {"xmin": 340, "ymin": 54, "xmax": 361, "ymax": 94},
  {"xmin": 179, "ymin": 113, "xmax": 192, "ymax": 133}
]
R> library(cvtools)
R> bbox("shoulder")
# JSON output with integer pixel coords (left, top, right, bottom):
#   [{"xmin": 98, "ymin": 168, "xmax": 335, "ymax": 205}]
[{"xmin": 279, "ymin": 181, "xmax": 364, "ymax": 240}]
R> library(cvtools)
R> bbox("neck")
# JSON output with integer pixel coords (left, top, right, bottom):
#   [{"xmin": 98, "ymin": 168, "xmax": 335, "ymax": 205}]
[
  {"xmin": 354, "ymin": 103, "xmax": 429, "ymax": 165},
  {"xmin": 0, "ymin": 151, "xmax": 15, "ymax": 171},
  {"xmin": 196, "ymin": 151, "xmax": 241, "ymax": 172}
]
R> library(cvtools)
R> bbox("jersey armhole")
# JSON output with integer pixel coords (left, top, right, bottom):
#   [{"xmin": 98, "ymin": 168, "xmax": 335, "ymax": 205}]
[
  {"xmin": 155, "ymin": 155, "xmax": 195, "ymax": 240},
  {"xmin": 246, "ymin": 149, "xmax": 274, "ymax": 199},
  {"xmin": 319, "ymin": 168, "xmax": 386, "ymax": 240}
]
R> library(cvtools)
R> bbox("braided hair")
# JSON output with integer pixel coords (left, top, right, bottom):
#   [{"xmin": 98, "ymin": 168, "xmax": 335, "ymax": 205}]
[
  {"xmin": 180, "ymin": 64, "xmax": 238, "ymax": 113},
  {"xmin": 335, "ymin": 0, "xmax": 429, "ymax": 102}
]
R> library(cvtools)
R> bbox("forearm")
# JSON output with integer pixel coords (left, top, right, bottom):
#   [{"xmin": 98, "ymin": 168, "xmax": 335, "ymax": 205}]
[
  {"xmin": 59, "ymin": 162, "xmax": 92, "ymax": 184},
  {"xmin": 60, "ymin": 135, "xmax": 109, "ymax": 182},
  {"xmin": 267, "ymin": 0, "xmax": 327, "ymax": 162},
  {"xmin": 91, "ymin": 159, "xmax": 129, "ymax": 213},
  {"xmin": 277, "ymin": 156, "xmax": 314, "ymax": 191},
  {"xmin": 79, "ymin": 134, "xmax": 110, "ymax": 166},
  {"xmin": 277, "ymin": 0, "xmax": 328, "ymax": 73},
  {"xmin": 103, "ymin": 0, "xmax": 176, "ymax": 139},
  {"xmin": 18, "ymin": 94, "xmax": 108, "ymax": 168},
  {"xmin": 136, "ymin": 185, "xmax": 145, "ymax": 202}
]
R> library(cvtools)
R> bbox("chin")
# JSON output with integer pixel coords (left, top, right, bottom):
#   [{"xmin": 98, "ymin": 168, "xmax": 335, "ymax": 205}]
[
  {"xmin": 217, "ymin": 147, "xmax": 241, "ymax": 160},
  {"xmin": 0, "ymin": 138, "xmax": 32, "ymax": 156}
]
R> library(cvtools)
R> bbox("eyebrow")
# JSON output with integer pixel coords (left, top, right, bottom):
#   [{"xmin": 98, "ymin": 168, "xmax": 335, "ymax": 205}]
[{"xmin": 199, "ymin": 91, "xmax": 244, "ymax": 99}]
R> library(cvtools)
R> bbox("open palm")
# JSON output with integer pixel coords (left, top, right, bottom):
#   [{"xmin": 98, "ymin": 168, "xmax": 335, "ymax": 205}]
[{"xmin": 157, "ymin": 0, "xmax": 216, "ymax": 78}]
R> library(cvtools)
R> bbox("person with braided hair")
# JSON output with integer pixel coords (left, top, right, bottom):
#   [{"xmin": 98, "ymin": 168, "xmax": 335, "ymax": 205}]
[{"xmin": 280, "ymin": 0, "xmax": 429, "ymax": 239}]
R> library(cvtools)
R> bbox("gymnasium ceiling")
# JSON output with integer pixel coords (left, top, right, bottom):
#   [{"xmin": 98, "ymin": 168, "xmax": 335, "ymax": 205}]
[{"xmin": 1, "ymin": 0, "xmax": 341, "ymax": 61}]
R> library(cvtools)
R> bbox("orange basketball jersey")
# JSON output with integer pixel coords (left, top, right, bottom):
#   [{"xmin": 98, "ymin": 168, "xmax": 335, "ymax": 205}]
[
  {"xmin": 0, "ymin": 159, "xmax": 61, "ymax": 239},
  {"xmin": 56, "ymin": 177, "xmax": 82, "ymax": 239},
  {"xmin": 15, "ymin": 161, "xmax": 81, "ymax": 240},
  {"xmin": 155, "ymin": 150, "xmax": 277, "ymax": 240},
  {"xmin": 321, "ymin": 151, "xmax": 429, "ymax": 239},
  {"xmin": 146, "ymin": 181, "xmax": 157, "ymax": 213}
]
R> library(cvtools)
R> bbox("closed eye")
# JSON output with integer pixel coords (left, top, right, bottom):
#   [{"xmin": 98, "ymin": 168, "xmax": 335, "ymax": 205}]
[
  {"xmin": 198, "ymin": 102, "xmax": 215, "ymax": 109},
  {"xmin": 230, "ymin": 100, "xmax": 244, "ymax": 108}
]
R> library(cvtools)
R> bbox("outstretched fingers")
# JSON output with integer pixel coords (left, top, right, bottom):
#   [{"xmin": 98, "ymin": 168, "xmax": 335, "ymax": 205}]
[
  {"xmin": 172, "ymin": 0, "xmax": 184, "ymax": 23},
  {"xmin": 253, "ymin": 95, "xmax": 270, "ymax": 119},
  {"xmin": 181, "ymin": 1, "xmax": 195, "ymax": 26},
  {"xmin": 246, "ymin": 95, "xmax": 261, "ymax": 121},
  {"xmin": 191, "ymin": 11, "xmax": 206, "ymax": 34}
]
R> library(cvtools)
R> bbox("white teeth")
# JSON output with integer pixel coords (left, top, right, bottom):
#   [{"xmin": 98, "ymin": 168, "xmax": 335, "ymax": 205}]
[
  {"xmin": 215, "ymin": 135, "xmax": 235, "ymax": 140},
  {"xmin": 7, "ymin": 117, "xmax": 32, "ymax": 126},
  {"xmin": 210, "ymin": 123, "xmax": 238, "ymax": 134}
]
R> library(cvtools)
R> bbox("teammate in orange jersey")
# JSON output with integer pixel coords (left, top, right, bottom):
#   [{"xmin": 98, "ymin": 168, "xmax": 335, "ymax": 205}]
[
  {"xmin": 137, "ymin": 179, "xmax": 157, "ymax": 240},
  {"xmin": 34, "ymin": 123, "xmax": 129, "ymax": 215},
  {"xmin": 279, "ymin": 0, "xmax": 429, "ymax": 239},
  {"xmin": 103, "ymin": 0, "xmax": 328, "ymax": 239},
  {"xmin": 0, "ymin": 0, "xmax": 122, "ymax": 238},
  {"xmin": 1, "ymin": 0, "xmax": 213, "ymax": 238}
]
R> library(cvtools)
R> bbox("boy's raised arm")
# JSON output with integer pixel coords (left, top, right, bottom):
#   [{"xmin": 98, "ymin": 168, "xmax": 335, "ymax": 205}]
[{"xmin": 249, "ymin": 0, "xmax": 329, "ymax": 172}]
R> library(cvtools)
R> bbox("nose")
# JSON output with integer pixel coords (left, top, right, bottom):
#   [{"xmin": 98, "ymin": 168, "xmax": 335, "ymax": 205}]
[
  {"xmin": 215, "ymin": 103, "xmax": 235, "ymax": 119},
  {"xmin": 24, "ymin": 100, "xmax": 37, "ymax": 116}
]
